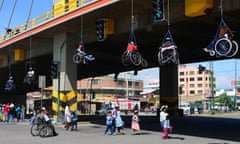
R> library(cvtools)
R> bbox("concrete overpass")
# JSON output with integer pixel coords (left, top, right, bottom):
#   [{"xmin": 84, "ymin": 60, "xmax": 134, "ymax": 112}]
[{"xmin": 0, "ymin": 0, "xmax": 240, "ymax": 117}]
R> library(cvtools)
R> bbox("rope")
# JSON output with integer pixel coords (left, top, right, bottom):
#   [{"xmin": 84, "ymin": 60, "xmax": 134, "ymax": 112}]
[
  {"xmin": 8, "ymin": 47, "xmax": 12, "ymax": 76},
  {"xmin": 128, "ymin": 0, "xmax": 136, "ymax": 44},
  {"xmin": 7, "ymin": 0, "xmax": 17, "ymax": 31},
  {"xmin": 167, "ymin": 0, "xmax": 170, "ymax": 27},
  {"xmin": 0, "ymin": 0, "xmax": 4, "ymax": 11},
  {"xmin": 220, "ymin": 0, "xmax": 223, "ymax": 17},
  {"xmin": 25, "ymin": 0, "xmax": 34, "ymax": 30}
]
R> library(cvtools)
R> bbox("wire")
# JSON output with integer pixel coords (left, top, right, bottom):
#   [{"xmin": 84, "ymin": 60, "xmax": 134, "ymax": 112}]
[
  {"xmin": 25, "ymin": 0, "xmax": 34, "ymax": 30},
  {"xmin": 167, "ymin": 0, "xmax": 170, "ymax": 27},
  {"xmin": 0, "ymin": 0, "xmax": 4, "ymax": 11},
  {"xmin": 7, "ymin": 0, "xmax": 17, "ymax": 30},
  {"xmin": 220, "ymin": 0, "xmax": 223, "ymax": 17}
]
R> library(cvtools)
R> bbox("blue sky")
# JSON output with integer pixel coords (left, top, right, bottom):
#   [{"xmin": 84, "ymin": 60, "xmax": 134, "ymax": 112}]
[{"xmin": 0, "ymin": 0, "xmax": 238, "ymax": 90}]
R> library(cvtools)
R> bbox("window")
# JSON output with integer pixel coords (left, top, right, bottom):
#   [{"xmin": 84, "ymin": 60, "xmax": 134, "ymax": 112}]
[
  {"xmin": 189, "ymin": 71, "xmax": 194, "ymax": 75},
  {"xmin": 190, "ymin": 90, "xmax": 195, "ymax": 94},
  {"xmin": 88, "ymin": 79, "xmax": 100, "ymax": 85},
  {"xmin": 197, "ymin": 90, "xmax": 203, "ymax": 95},
  {"xmin": 190, "ymin": 84, "xmax": 194, "ymax": 88},
  {"xmin": 197, "ymin": 84, "xmax": 203, "ymax": 87},
  {"xmin": 180, "ymin": 78, "xmax": 184, "ymax": 82},
  {"xmin": 197, "ymin": 77, "xmax": 202, "ymax": 81},
  {"xmin": 179, "ymin": 72, "xmax": 184, "ymax": 75},
  {"xmin": 189, "ymin": 77, "xmax": 194, "ymax": 81}
]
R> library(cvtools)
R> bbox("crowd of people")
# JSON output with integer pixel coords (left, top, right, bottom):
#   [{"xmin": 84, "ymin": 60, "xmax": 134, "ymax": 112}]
[
  {"xmin": 0, "ymin": 102, "xmax": 172, "ymax": 139},
  {"xmin": 0, "ymin": 103, "xmax": 25, "ymax": 122}
]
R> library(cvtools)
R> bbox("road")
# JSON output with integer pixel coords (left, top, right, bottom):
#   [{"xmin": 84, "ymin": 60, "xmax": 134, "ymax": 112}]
[{"xmin": 1, "ymin": 112, "xmax": 240, "ymax": 144}]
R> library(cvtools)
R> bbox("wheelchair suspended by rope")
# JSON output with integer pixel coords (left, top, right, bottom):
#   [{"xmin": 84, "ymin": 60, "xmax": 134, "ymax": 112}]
[
  {"xmin": 122, "ymin": 27, "xmax": 148, "ymax": 67},
  {"xmin": 205, "ymin": 18, "xmax": 238, "ymax": 57},
  {"xmin": 158, "ymin": 29, "xmax": 179, "ymax": 65},
  {"xmin": 73, "ymin": 41, "xmax": 95, "ymax": 64},
  {"xmin": 5, "ymin": 75, "xmax": 15, "ymax": 91},
  {"xmin": 23, "ymin": 61, "xmax": 36, "ymax": 85}
]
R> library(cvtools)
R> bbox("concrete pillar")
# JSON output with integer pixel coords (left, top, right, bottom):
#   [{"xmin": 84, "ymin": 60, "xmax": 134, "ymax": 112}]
[
  {"xmin": 160, "ymin": 63, "xmax": 180, "ymax": 117},
  {"xmin": 52, "ymin": 32, "xmax": 78, "ymax": 120}
]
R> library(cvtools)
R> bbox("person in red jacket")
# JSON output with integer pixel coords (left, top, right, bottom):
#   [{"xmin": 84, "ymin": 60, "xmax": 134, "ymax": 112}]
[{"xmin": 127, "ymin": 41, "xmax": 137, "ymax": 52}]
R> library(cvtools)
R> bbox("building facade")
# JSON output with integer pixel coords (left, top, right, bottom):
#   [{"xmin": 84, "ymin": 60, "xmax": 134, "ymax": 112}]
[
  {"xmin": 77, "ymin": 75, "xmax": 144, "ymax": 100},
  {"xmin": 178, "ymin": 65, "xmax": 216, "ymax": 103}
]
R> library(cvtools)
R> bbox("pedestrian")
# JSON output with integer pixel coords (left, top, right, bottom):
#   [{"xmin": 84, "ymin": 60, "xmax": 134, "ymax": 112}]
[
  {"xmin": 71, "ymin": 111, "xmax": 78, "ymax": 131},
  {"xmin": 160, "ymin": 105, "xmax": 172, "ymax": 139},
  {"xmin": 115, "ymin": 106, "xmax": 123, "ymax": 135},
  {"xmin": 160, "ymin": 105, "xmax": 168, "ymax": 127},
  {"xmin": 104, "ymin": 111, "xmax": 114, "ymax": 135},
  {"xmin": 131, "ymin": 110, "xmax": 140, "ymax": 135},
  {"xmin": 20, "ymin": 105, "xmax": 25, "ymax": 122},
  {"xmin": 2, "ymin": 104, "xmax": 9, "ymax": 122},
  {"xmin": 64, "ymin": 105, "xmax": 72, "ymax": 130},
  {"xmin": 15, "ymin": 104, "xmax": 21, "ymax": 122},
  {"xmin": 111, "ymin": 106, "xmax": 117, "ymax": 134}
]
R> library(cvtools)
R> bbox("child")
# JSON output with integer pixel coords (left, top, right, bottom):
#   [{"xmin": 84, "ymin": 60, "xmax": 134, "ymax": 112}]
[
  {"xmin": 104, "ymin": 111, "xmax": 114, "ymax": 135},
  {"xmin": 131, "ymin": 110, "xmax": 140, "ymax": 135},
  {"xmin": 162, "ymin": 112, "xmax": 172, "ymax": 139},
  {"xmin": 71, "ymin": 111, "xmax": 78, "ymax": 131}
]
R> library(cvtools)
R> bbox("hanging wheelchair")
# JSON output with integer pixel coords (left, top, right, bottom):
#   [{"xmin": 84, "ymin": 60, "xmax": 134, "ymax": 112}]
[
  {"xmin": 205, "ymin": 18, "xmax": 238, "ymax": 57},
  {"xmin": 158, "ymin": 29, "xmax": 179, "ymax": 66},
  {"xmin": 73, "ymin": 41, "xmax": 95, "ymax": 64},
  {"xmin": 122, "ymin": 27, "xmax": 147, "ymax": 67}
]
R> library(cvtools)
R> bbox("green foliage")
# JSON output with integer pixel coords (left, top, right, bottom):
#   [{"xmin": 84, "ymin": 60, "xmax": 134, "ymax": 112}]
[{"xmin": 214, "ymin": 93, "xmax": 234, "ymax": 107}]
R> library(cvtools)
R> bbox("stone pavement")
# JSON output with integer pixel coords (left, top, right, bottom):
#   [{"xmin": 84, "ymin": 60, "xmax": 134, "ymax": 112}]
[{"xmin": 0, "ymin": 121, "xmax": 239, "ymax": 144}]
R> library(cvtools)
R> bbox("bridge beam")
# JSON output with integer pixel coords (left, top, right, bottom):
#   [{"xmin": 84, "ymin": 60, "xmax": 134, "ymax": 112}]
[{"xmin": 160, "ymin": 64, "xmax": 180, "ymax": 117}]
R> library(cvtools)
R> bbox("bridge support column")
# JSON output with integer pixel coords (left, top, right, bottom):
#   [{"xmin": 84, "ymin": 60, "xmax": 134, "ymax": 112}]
[
  {"xmin": 52, "ymin": 32, "xmax": 78, "ymax": 121},
  {"xmin": 160, "ymin": 63, "xmax": 181, "ymax": 117}
]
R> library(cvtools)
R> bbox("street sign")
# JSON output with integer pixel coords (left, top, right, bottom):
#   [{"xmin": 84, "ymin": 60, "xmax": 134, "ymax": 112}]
[{"xmin": 39, "ymin": 75, "xmax": 46, "ymax": 88}]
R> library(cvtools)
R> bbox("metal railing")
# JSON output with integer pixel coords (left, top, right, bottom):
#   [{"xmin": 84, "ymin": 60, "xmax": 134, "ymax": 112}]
[{"xmin": 0, "ymin": 0, "xmax": 98, "ymax": 43}]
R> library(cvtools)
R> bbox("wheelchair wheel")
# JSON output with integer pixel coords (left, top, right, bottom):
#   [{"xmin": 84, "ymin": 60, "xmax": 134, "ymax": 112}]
[
  {"xmin": 215, "ymin": 38, "xmax": 232, "ymax": 56},
  {"xmin": 157, "ymin": 51, "xmax": 164, "ymax": 66},
  {"xmin": 39, "ymin": 126, "xmax": 53, "ymax": 137},
  {"xmin": 130, "ymin": 51, "xmax": 142, "ymax": 66},
  {"xmin": 73, "ymin": 54, "xmax": 84, "ymax": 64},
  {"xmin": 31, "ymin": 123, "xmax": 40, "ymax": 136},
  {"xmin": 141, "ymin": 58, "xmax": 148, "ymax": 67},
  {"xmin": 122, "ymin": 51, "xmax": 131, "ymax": 66},
  {"xmin": 226, "ymin": 40, "xmax": 238, "ymax": 57}
]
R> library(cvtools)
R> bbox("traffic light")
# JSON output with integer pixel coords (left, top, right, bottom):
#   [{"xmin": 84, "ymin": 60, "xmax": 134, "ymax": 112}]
[
  {"xmin": 96, "ymin": 19, "xmax": 105, "ymax": 41},
  {"xmin": 96, "ymin": 18, "xmax": 114, "ymax": 41},
  {"xmin": 152, "ymin": 0, "xmax": 165, "ymax": 22},
  {"xmin": 51, "ymin": 61, "xmax": 59, "ymax": 79},
  {"xmin": 198, "ymin": 64, "xmax": 206, "ymax": 74}
]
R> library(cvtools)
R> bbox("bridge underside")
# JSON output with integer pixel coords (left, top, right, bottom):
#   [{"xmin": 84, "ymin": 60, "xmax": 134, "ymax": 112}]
[{"xmin": 0, "ymin": 0, "xmax": 240, "ymax": 101}]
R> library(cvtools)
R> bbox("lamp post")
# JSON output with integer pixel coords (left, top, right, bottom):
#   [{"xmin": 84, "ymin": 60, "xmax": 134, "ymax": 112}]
[
  {"xmin": 234, "ymin": 60, "xmax": 237, "ymax": 109},
  {"xmin": 56, "ymin": 25, "xmax": 95, "ymax": 121}
]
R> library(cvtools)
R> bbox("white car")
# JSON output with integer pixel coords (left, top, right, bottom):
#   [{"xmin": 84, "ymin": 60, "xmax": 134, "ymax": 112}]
[{"xmin": 179, "ymin": 103, "xmax": 191, "ymax": 115}]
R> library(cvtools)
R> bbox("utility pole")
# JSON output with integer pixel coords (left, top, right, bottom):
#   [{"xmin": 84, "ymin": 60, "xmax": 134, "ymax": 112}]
[
  {"xmin": 209, "ymin": 61, "xmax": 214, "ymax": 111},
  {"xmin": 234, "ymin": 60, "xmax": 237, "ymax": 109}
]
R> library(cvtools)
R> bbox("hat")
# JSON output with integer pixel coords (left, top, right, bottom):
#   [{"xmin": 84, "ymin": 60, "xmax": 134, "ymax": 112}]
[
  {"xmin": 41, "ymin": 107, "xmax": 46, "ymax": 111},
  {"xmin": 160, "ymin": 105, "xmax": 168, "ymax": 111},
  {"xmin": 134, "ymin": 110, "xmax": 138, "ymax": 113}
]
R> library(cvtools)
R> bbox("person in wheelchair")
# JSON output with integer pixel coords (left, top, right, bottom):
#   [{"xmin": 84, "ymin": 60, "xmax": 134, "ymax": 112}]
[
  {"xmin": 159, "ymin": 37, "xmax": 177, "ymax": 63},
  {"xmin": 127, "ymin": 41, "xmax": 138, "ymax": 52},
  {"xmin": 37, "ymin": 107, "xmax": 58, "ymax": 136},
  {"xmin": 5, "ymin": 76, "xmax": 14, "ymax": 91},
  {"xmin": 74, "ymin": 42, "xmax": 95, "ymax": 64},
  {"xmin": 219, "ymin": 25, "xmax": 233, "ymax": 40}
]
